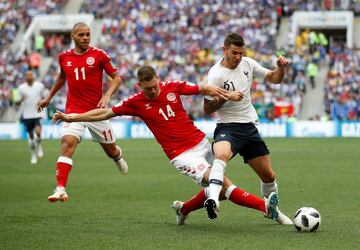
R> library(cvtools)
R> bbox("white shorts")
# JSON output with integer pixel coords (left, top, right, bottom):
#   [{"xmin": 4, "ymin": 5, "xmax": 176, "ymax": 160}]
[
  {"xmin": 170, "ymin": 138, "xmax": 214, "ymax": 186},
  {"xmin": 61, "ymin": 119, "xmax": 116, "ymax": 144}
]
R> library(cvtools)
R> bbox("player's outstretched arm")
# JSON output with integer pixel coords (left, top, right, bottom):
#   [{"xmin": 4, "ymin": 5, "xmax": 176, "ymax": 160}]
[
  {"xmin": 52, "ymin": 108, "xmax": 116, "ymax": 124},
  {"xmin": 38, "ymin": 70, "xmax": 66, "ymax": 112},
  {"xmin": 265, "ymin": 55, "xmax": 289, "ymax": 84},
  {"xmin": 203, "ymin": 90, "xmax": 243, "ymax": 115},
  {"xmin": 97, "ymin": 72, "xmax": 122, "ymax": 108},
  {"xmin": 199, "ymin": 83, "xmax": 230, "ymax": 100}
]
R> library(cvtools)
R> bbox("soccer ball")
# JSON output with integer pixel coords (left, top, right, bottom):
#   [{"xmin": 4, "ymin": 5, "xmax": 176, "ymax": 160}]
[{"xmin": 293, "ymin": 207, "xmax": 321, "ymax": 232}]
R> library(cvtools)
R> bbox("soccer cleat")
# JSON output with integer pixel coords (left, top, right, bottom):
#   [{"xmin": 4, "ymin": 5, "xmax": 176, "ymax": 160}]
[
  {"xmin": 204, "ymin": 198, "xmax": 219, "ymax": 219},
  {"xmin": 171, "ymin": 200, "xmax": 187, "ymax": 225},
  {"xmin": 115, "ymin": 157, "xmax": 128, "ymax": 174},
  {"xmin": 264, "ymin": 192, "xmax": 279, "ymax": 221},
  {"xmin": 48, "ymin": 187, "xmax": 69, "ymax": 202},
  {"xmin": 114, "ymin": 147, "xmax": 128, "ymax": 174},
  {"xmin": 30, "ymin": 153, "xmax": 37, "ymax": 164},
  {"xmin": 36, "ymin": 144, "xmax": 44, "ymax": 158},
  {"xmin": 264, "ymin": 192, "xmax": 293, "ymax": 225},
  {"xmin": 275, "ymin": 209, "xmax": 293, "ymax": 225}
]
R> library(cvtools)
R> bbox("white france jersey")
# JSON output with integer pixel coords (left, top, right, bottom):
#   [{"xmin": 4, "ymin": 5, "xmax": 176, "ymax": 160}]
[
  {"xmin": 206, "ymin": 57, "xmax": 269, "ymax": 124},
  {"xmin": 18, "ymin": 81, "xmax": 46, "ymax": 119}
]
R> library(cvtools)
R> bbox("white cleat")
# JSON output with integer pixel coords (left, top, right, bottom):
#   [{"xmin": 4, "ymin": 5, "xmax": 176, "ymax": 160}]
[
  {"xmin": 48, "ymin": 187, "xmax": 69, "ymax": 202},
  {"xmin": 171, "ymin": 200, "xmax": 187, "ymax": 225},
  {"xmin": 204, "ymin": 198, "xmax": 219, "ymax": 219},
  {"xmin": 37, "ymin": 145, "xmax": 44, "ymax": 158},
  {"xmin": 31, "ymin": 153, "xmax": 37, "ymax": 164},
  {"xmin": 264, "ymin": 192, "xmax": 293, "ymax": 225},
  {"xmin": 115, "ymin": 146, "xmax": 128, "ymax": 174},
  {"xmin": 115, "ymin": 157, "xmax": 128, "ymax": 174},
  {"xmin": 276, "ymin": 209, "xmax": 293, "ymax": 225}
]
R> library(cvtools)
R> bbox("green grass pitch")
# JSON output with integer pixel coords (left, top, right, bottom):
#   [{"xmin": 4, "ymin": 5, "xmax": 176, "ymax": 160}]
[{"xmin": 0, "ymin": 138, "xmax": 359, "ymax": 249}]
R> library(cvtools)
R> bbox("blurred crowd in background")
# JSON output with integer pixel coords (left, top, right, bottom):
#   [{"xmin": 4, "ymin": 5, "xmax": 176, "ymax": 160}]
[{"xmin": 1, "ymin": 0, "xmax": 359, "ymax": 121}]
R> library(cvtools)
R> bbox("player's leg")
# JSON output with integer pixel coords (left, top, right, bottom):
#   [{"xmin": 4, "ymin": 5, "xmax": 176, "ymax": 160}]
[
  {"xmin": 222, "ymin": 177, "xmax": 266, "ymax": 213},
  {"xmin": 247, "ymin": 155, "xmax": 278, "ymax": 197},
  {"xmin": 245, "ymin": 141, "xmax": 292, "ymax": 224},
  {"xmin": 239, "ymin": 126, "xmax": 276, "ymax": 198},
  {"xmin": 170, "ymin": 138, "xmax": 213, "ymax": 224},
  {"xmin": 205, "ymin": 124, "xmax": 244, "ymax": 217},
  {"xmin": 34, "ymin": 119, "xmax": 43, "ymax": 158},
  {"xmin": 87, "ymin": 121, "xmax": 128, "ymax": 174},
  {"xmin": 24, "ymin": 119, "xmax": 37, "ymax": 164},
  {"xmin": 48, "ymin": 122, "xmax": 83, "ymax": 202},
  {"xmin": 205, "ymin": 141, "xmax": 232, "ymax": 212},
  {"xmin": 99, "ymin": 143, "xmax": 128, "ymax": 174},
  {"xmin": 175, "ymin": 171, "xmax": 276, "ymax": 223},
  {"xmin": 171, "ymin": 188, "xmax": 208, "ymax": 225}
]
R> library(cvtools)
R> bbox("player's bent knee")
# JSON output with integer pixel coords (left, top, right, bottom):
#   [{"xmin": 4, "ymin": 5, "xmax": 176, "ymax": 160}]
[{"xmin": 261, "ymin": 171, "xmax": 276, "ymax": 182}]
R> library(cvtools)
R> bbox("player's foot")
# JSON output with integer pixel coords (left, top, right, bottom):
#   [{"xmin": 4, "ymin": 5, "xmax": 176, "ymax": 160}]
[
  {"xmin": 171, "ymin": 200, "xmax": 187, "ymax": 225},
  {"xmin": 264, "ymin": 192, "xmax": 293, "ymax": 224},
  {"xmin": 204, "ymin": 198, "xmax": 219, "ymax": 219},
  {"xmin": 36, "ymin": 145, "xmax": 44, "ymax": 158},
  {"xmin": 264, "ymin": 192, "xmax": 279, "ymax": 221},
  {"xmin": 48, "ymin": 187, "xmax": 69, "ymax": 202},
  {"xmin": 30, "ymin": 153, "xmax": 37, "ymax": 164},
  {"xmin": 114, "ymin": 146, "xmax": 128, "ymax": 174},
  {"xmin": 115, "ymin": 157, "xmax": 128, "ymax": 174},
  {"xmin": 276, "ymin": 210, "xmax": 293, "ymax": 225}
]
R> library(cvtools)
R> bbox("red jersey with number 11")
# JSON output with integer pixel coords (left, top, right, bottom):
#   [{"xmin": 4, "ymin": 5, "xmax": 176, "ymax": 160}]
[
  {"xmin": 59, "ymin": 47, "xmax": 117, "ymax": 113},
  {"xmin": 112, "ymin": 81, "xmax": 206, "ymax": 160}
]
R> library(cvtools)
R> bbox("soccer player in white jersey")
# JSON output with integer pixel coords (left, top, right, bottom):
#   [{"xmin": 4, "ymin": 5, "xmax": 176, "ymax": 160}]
[
  {"xmin": 17, "ymin": 71, "xmax": 47, "ymax": 164},
  {"xmin": 203, "ymin": 33, "xmax": 293, "ymax": 224}
]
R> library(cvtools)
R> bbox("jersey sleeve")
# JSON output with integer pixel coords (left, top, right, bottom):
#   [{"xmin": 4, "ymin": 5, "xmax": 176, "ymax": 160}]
[
  {"xmin": 248, "ymin": 57, "xmax": 270, "ymax": 79},
  {"xmin": 111, "ymin": 98, "xmax": 137, "ymax": 117},
  {"xmin": 18, "ymin": 86, "xmax": 24, "ymax": 98},
  {"xmin": 204, "ymin": 69, "xmax": 221, "ymax": 100},
  {"xmin": 39, "ymin": 83, "xmax": 48, "ymax": 98},
  {"xmin": 177, "ymin": 81, "xmax": 200, "ymax": 95},
  {"xmin": 100, "ymin": 50, "xmax": 118, "ymax": 76}
]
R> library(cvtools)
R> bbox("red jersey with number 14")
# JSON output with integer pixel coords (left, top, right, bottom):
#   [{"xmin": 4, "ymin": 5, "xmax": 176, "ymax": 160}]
[
  {"xmin": 59, "ymin": 47, "xmax": 117, "ymax": 113},
  {"xmin": 112, "ymin": 81, "xmax": 206, "ymax": 160}
]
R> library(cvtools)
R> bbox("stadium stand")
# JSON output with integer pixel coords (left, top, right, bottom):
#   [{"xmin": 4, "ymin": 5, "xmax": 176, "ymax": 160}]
[{"xmin": 0, "ymin": 0, "xmax": 359, "ymax": 122}]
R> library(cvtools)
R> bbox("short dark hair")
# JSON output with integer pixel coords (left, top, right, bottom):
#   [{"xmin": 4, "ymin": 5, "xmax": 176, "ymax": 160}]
[
  {"xmin": 72, "ymin": 22, "xmax": 88, "ymax": 32},
  {"xmin": 224, "ymin": 33, "xmax": 245, "ymax": 47},
  {"xmin": 137, "ymin": 65, "xmax": 157, "ymax": 82}
]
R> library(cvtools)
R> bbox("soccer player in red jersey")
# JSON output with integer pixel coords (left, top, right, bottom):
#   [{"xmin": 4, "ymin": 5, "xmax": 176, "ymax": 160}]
[
  {"xmin": 52, "ymin": 65, "xmax": 283, "ymax": 225},
  {"xmin": 38, "ymin": 22, "xmax": 128, "ymax": 202}
]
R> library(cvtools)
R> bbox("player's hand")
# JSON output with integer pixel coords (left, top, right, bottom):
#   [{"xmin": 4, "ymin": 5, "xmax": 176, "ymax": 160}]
[
  {"xmin": 276, "ymin": 56, "xmax": 289, "ymax": 70},
  {"xmin": 228, "ymin": 91, "xmax": 243, "ymax": 101},
  {"xmin": 97, "ymin": 95, "xmax": 111, "ymax": 109},
  {"xmin": 38, "ymin": 97, "xmax": 51, "ymax": 112},
  {"xmin": 52, "ymin": 110, "xmax": 69, "ymax": 124},
  {"xmin": 202, "ymin": 84, "xmax": 230, "ymax": 100}
]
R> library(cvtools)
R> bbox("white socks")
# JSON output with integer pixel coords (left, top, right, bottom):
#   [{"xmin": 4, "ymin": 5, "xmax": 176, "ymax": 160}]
[
  {"xmin": 208, "ymin": 159, "xmax": 226, "ymax": 201},
  {"xmin": 261, "ymin": 180, "xmax": 278, "ymax": 197},
  {"xmin": 28, "ymin": 138, "xmax": 35, "ymax": 150}
]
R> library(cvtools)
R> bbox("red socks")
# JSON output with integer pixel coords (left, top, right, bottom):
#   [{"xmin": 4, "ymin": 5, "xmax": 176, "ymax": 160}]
[
  {"xmin": 56, "ymin": 157, "xmax": 73, "ymax": 188},
  {"xmin": 181, "ymin": 189, "xmax": 207, "ymax": 215},
  {"xmin": 226, "ymin": 185, "xmax": 266, "ymax": 213}
]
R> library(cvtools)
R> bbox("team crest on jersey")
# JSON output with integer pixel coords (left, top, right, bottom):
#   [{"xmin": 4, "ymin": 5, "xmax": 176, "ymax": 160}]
[
  {"xmin": 66, "ymin": 61, "xmax": 72, "ymax": 67},
  {"xmin": 86, "ymin": 57, "xmax": 95, "ymax": 65},
  {"xmin": 145, "ymin": 103, "xmax": 152, "ymax": 109},
  {"xmin": 167, "ymin": 92, "xmax": 176, "ymax": 102}
]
